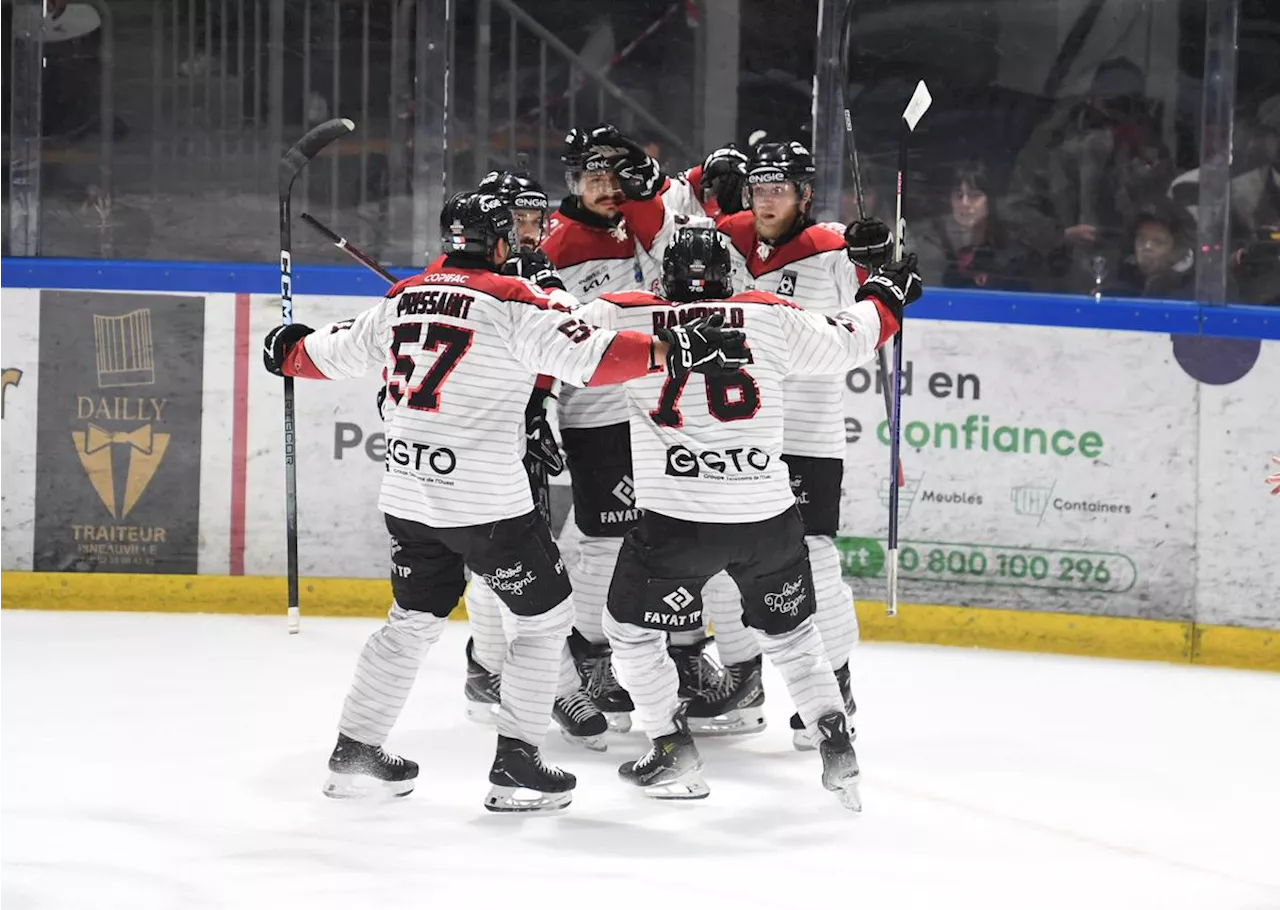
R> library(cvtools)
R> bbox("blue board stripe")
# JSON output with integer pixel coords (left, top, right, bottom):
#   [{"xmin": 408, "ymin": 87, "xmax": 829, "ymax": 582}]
[{"xmin": 2, "ymin": 256, "xmax": 1277, "ymax": 340}]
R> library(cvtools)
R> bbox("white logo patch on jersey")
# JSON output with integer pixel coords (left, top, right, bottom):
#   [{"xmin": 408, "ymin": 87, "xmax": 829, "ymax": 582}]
[
  {"xmin": 612, "ymin": 476, "xmax": 636, "ymax": 507},
  {"xmin": 663, "ymin": 586, "xmax": 695, "ymax": 612},
  {"xmin": 778, "ymin": 270, "xmax": 797, "ymax": 296},
  {"xmin": 763, "ymin": 575, "xmax": 807, "ymax": 616}
]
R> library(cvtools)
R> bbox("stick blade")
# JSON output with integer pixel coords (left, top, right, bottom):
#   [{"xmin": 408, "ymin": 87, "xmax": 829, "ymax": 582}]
[
  {"xmin": 902, "ymin": 81, "xmax": 932, "ymax": 131},
  {"xmin": 279, "ymin": 118, "xmax": 356, "ymax": 195}
]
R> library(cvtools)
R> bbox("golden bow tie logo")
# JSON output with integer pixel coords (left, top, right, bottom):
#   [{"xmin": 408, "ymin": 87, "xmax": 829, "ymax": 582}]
[{"xmin": 84, "ymin": 422, "xmax": 154, "ymax": 455}]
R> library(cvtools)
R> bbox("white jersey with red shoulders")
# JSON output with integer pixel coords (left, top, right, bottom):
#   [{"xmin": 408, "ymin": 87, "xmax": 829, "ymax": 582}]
[
  {"xmin": 543, "ymin": 192, "xmax": 677, "ymax": 432},
  {"xmin": 663, "ymin": 165, "xmax": 711, "ymax": 219},
  {"xmin": 717, "ymin": 212, "xmax": 869, "ymax": 460},
  {"xmin": 283, "ymin": 260, "xmax": 652, "ymax": 528},
  {"xmin": 575, "ymin": 289, "xmax": 897, "ymax": 524}
]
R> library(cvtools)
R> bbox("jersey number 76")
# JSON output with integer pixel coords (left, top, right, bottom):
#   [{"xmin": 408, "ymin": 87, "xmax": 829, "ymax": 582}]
[{"xmin": 649, "ymin": 369, "xmax": 761, "ymax": 428}]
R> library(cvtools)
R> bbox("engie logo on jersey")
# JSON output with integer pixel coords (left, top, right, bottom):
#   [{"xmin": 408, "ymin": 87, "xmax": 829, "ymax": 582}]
[{"xmin": 665, "ymin": 445, "xmax": 770, "ymax": 478}]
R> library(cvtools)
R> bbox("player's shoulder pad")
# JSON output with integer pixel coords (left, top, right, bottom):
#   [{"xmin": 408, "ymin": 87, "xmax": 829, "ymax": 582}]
[
  {"xmin": 386, "ymin": 274, "xmax": 424, "ymax": 298},
  {"xmin": 598, "ymin": 289, "xmax": 666, "ymax": 309},
  {"xmin": 420, "ymin": 268, "xmax": 564, "ymax": 311},
  {"xmin": 791, "ymin": 222, "xmax": 848, "ymax": 256},
  {"xmin": 716, "ymin": 211, "xmax": 756, "ymax": 257},
  {"xmin": 541, "ymin": 213, "xmax": 633, "ymax": 270},
  {"xmin": 726, "ymin": 290, "xmax": 802, "ymax": 308}
]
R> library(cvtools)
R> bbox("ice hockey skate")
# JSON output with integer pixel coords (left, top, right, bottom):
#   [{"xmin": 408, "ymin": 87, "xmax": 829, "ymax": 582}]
[
  {"xmin": 668, "ymin": 636, "xmax": 729, "ymax": 700},
  {"xmin": 816, "ymin": 711, "xmax": 861, "ymax": 812},
  {"xmin": 569, "ymin": 629, "xmax": 634, "ymax": 732},
  {"xmin": 553, "ymin": 688, "xmax": 610, "ymax": 751},
  {"xmin": 322, "ymin": 733, "xmax": 419, "ymax": 800},
  {"xmin": 463, "ymin": 638, "xmax": 501, "ymax": 725},
  {"xmin": 484, "ymin": 735, "xmax": 576, "ymax": 812},
  {"xmin": 791, "ymin": 662, "xmax": 857, "ymax": 750},
  {"xmin": 685, "ymin": 654, "xmax": 767, "ymax": 736},
  {"xmin": 618, "ymin": 712, "xmax": 710, "ymax": 800}
]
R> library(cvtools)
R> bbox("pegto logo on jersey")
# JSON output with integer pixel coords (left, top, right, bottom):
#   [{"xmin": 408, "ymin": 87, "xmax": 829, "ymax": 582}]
[
  {"xmin": 665, "ymin": 445, "xmax": 771, "ymax": 478},
  {"xmin": 384, "ymin": 436, "xmax": 458, "ymax": 483}
]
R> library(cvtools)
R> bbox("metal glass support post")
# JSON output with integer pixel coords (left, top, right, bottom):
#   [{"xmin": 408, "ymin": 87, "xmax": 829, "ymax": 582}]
[
  {"xmin": 411, "ymin": 0, "xmax": 452, "ymax": 266},
  {"xmin": 474, "ymin": 0, "xmax": 491, "ymax": 185},
  {"xmin": 1194, "ymin": 0, "xmax": 1239, "ymax": 305},
  {"xmin": 8, "ymin": 0, "xmax": 44, "ymax": 256},
  {"xmin": 812, "ymin": 0, "xmax": 848, "ymax": 223}
]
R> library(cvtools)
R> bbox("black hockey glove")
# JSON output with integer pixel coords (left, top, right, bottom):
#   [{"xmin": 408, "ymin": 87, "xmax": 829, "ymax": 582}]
[
  {"xmin": 263, "ymin": 323, "xmax": 314, "ymax": 377},
  {"xmin": 845, "ymin": 218, "xmax": 894, "ymax": 270},
  {"xmin": 855, "ymin": 254, "xmax": 923, "ymax": 325},
  {"xmin": 526, "ymin": 414, "xmax": 565, "ymax": 475},
  {"xmin": 504, "ymin": 248, "xmax": 566, "ymax": 291},
  {"xmin": 701, "ymin": 145, "xmax": 749, "ymax": 214},
  {"xmin": 656, "ymin": 313, "xmax": 750, "ymax": 379},
  {"xmin": 562, "ymin": 126, "xmax": 592, "ymax": 165},
  {"xmin": 589, "ymin": 123, "xmax": 661, "ymax": 201}
]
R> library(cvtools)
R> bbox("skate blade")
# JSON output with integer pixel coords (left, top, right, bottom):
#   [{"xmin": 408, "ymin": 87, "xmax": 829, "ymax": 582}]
[
  {"xmin": 638, "ymin": 768, "xmax": 710, "ymax": 801},
  {"xmin": 831, "ymin": 778, "xmax": 862, "ymax": 813},
  {"xmin": 464, "ymin": 701, "xmax": 499, "ymax": 726},
  {"xmin": 559, "ymin": 728, "xmax": 609, "ymax": 752},
  {"xmin": 322, "ymin": 771, "xmax": 415, "ymax": 801},
  {"xmin": 604, "ymin": 712, "xmax": 633, "ymax": 734},
  {"xmin": 483, "ymin": 785, "xmax": 573, "ymax": 813},
  {"xmin": 688, "ymin": 708, "xmax": 767, "ymax": 737}
]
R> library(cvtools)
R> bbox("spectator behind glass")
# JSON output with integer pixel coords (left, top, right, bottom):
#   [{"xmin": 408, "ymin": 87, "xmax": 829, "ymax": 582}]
[
  {"xmin": 1169, "ymin": 94, "xmax": 1280, "ymax": 304},
  {"xmin": 1001, "ymin": 57, "xmax": 1175, "ymax": 295},
  {"xmin": 915, "ymin": 162, "xmax": 1031, "ymax": 291},
  {"xmin": 1105, "ymin": 199, "xmax": 1197, "ymax": 299}
]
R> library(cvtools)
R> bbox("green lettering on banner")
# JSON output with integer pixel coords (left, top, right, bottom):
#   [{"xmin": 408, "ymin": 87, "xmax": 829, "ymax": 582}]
[
  {"xmin": 834, "ymin": 537, "xmax": 885, "ymax": 577},
  {"xmin": 866, "ymin": 416, "xmax": 1104, "ymax": 459},
  {"xmin": 836, "ymin": 538, "xmax": 1138, "ymax": 594}
]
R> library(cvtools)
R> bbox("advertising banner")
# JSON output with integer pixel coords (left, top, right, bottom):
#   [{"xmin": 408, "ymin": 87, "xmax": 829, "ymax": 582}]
[
  {"xmin": 33, "ymin": 292, "xmax": 205, "ymax": 573},
  {"xmin": 836, "ymin": 322, "xmax": 1205, "ymax": 621},
  {"xmin": 2, "ymin": 290, "xmax": 40, "ymax": 570},
  {"xmin": 243, "ymin": 295, "xmax": 389, "ymax": 577}
]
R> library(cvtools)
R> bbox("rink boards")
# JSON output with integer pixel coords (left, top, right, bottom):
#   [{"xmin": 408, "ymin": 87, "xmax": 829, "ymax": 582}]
[{"xmin": 2, "ymin": 259, "xmax": 1277, "ymax": 670}]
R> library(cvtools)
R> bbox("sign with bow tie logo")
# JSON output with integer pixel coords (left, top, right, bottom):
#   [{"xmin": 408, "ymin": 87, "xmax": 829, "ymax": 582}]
[{"xmin": 35, "ymin": 292, "xmax": 204, "ymax": 573}]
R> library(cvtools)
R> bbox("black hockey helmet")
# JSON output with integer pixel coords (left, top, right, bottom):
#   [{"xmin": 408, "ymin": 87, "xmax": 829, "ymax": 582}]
[
  {"xmin": 562, "ymin": 127, "xmax": 626, "ymax": 197},
  {"xmin": 478, "ymin": 171, "xmax": 550, "ymax": 212},
  {"xmin": 440, "ymin": 192, "xmax": 515, "ymax": 258},
  {"xmin": 746, "ymin": 140, "xmax": 816, "ymax": 189},
  {"xmin": 745, "ymin": 140, "xmax": 816, "ymax": 217},
  {"xmin": 662, "ymin": 227, "xmax": 734, "ymax": 302}
]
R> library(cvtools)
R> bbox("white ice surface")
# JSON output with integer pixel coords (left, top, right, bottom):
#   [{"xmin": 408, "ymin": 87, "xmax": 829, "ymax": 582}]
[{"xmin": 3, "ymin": 611, "xmax": 1278, "ymax": 910}]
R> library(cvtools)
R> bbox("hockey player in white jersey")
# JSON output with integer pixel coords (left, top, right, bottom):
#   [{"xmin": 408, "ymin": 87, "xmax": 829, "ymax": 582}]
[
  {"xmin": 261, "ymin": 193, "xmax": 743, "ymax": 811},
  {"xmin": 543, "ymin": 124, "xmax": 735, "ymax": 728},
  {"xmin": 429, "ymin": 181, "xmax": 613, "ymax": 749},
  {"xmin": 576, "ymin": 227, "xmax": 922, "ymax": 809},
  {"xmin": 686, "ymin": 140, "xmax": 881, "ymax": 745}
]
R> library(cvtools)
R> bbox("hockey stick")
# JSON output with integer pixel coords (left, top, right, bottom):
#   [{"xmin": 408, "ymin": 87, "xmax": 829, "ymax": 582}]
[
  {"xmin": 886, "ymin": 82, "xmax": 932, "ymax": 618},
  {"xmin": 278, "ymin": 117, "xmax": 356, "ymax": 634},
  {"xmin": 300, "ymin": 212, "xmax": 397, "ymax": 284},
  {"xmin": 837, "ymin": 0, "xmax": 902, "ymax": 491}
]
